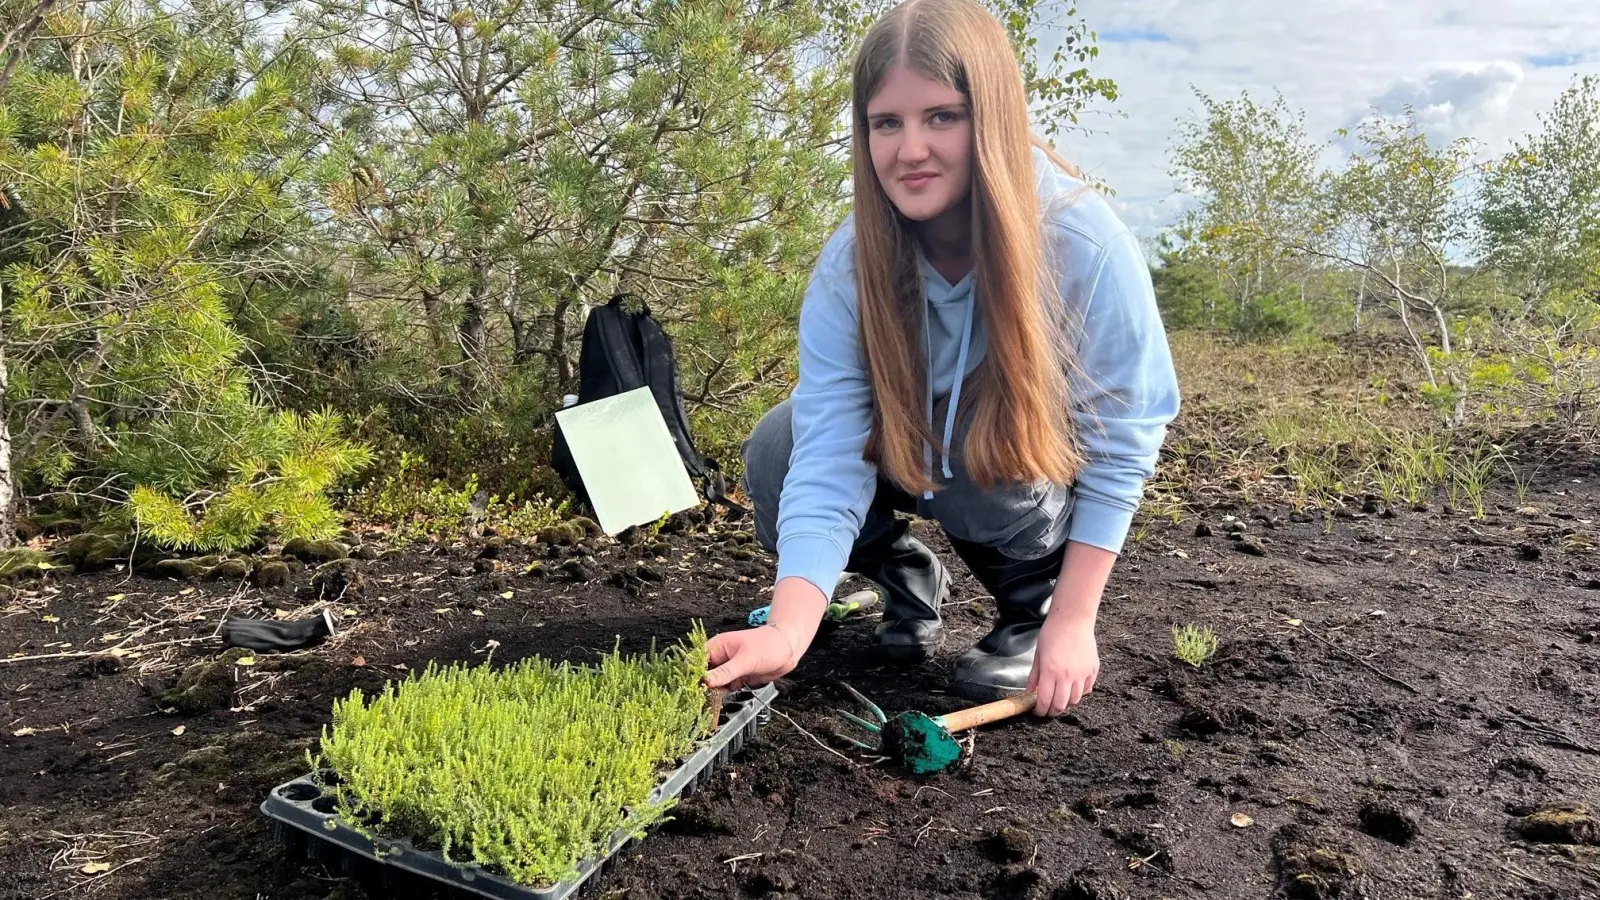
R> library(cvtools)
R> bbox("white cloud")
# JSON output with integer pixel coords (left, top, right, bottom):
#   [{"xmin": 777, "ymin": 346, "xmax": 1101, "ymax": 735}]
[
  {"xmin": 1036, "ymin": 0, "xmax": 1600, "ymax": 238},
  {"xmin": 1359, "ymin": 61, "xmax": 1524, "ymax": 140}
]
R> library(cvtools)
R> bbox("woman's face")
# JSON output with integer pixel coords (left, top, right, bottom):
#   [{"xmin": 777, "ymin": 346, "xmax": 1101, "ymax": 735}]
[{"xmin": 865, "ymin": 64, "xmax": 973, "ymax": 224}]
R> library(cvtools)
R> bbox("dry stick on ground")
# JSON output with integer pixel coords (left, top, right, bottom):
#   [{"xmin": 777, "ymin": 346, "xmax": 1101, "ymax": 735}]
[
  {"xmin": 1, "ymin": 608, "xmax": 226, "ymax": 664},
  {"xmin": 774, "ymin": 711, "xmax": 860, "ymax": 768},
  {"xmin": 42, "ymin": 829, "xmax": 160, "ymax": 900},
  {"xmin": 1501, "ymin": 864, "xmax": 1557, "ymax": 889},
  {"xmin": 0, "ymin": 635, "xmax": 217, "ymax": 664},
  {"xmin": 1295, "ymin": 621, "xmax": 1423, "ymax": 694},
  {"xmin": 3, "ymin": 580, "xmax": 291, "ymax": 666}
]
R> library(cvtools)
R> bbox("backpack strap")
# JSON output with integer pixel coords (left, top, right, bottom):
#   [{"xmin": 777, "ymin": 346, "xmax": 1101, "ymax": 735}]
[
  {"xmin": 631, "ymin": 300, "xmax": 750, "ymax": 517},
  {"xmin": 590, "ymin": 295, "xmax": 647, "ymax": 394},
  {"xmin": 636, "ymin": 310, "xmax": 704, "ymax": 477},
  {"xmin": 699, "ymin": 458, "xmax": 747, "ymax": 517}
]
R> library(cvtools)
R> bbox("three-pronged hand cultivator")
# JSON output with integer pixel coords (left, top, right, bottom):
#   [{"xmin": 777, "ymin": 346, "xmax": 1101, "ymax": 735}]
[{"xmin": 833, "ymin": 683, "xmax": 1038, "ymax": 775}]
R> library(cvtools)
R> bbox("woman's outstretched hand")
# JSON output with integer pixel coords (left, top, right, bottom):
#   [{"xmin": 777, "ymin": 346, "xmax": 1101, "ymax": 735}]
[
  {"xmin": 704, "ymin": 577, "xmax": 828, "ymax": 691},
  {"xmin": 1026, "ymin": 540, "xmax": 1112, "ymax": 717},
  {"xmin": 1028, "ymin": 613, "xmax": 1099, "ymax": 717}
]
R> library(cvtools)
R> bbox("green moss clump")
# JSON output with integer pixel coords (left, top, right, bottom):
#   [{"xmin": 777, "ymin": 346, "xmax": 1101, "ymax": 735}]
[
  {"xmin": 161, "ymin": 648, "xmax": 254, "ymax": 714},
  {"xmin": 314, "ymin": 626, "xmax": 714, "ymax": 888},
  {"xmin": 154, "ymin": 558, "xmax": 210, "ymax": 580},
  {"xmin": 1515, "ymin": 803, "xmax": 1597, "ymax": 845},
  {"xmin": 0, "ymin": 548, "xmax": 56, "ymax": 580},
  {"xmin": 311, "ymin": 558, "xmax": 366, "ymax": 599},
  {"xmin": 252, "ymin": 559, "xmax": 291, "ymax": 587},
  {"xmin": 283, "ymin": 537, "xmax": 350, "ymax": 563},
  {"xmin": 207, "ymin": 558, "xmax": 252, "ymax": 580},
  {"xmin": 62, "ymin": 533, "xmax": 128, "ymax": 571},
  {"xmin": 537, "ymin": 522, "xmax": 584, "ymax": 548}
]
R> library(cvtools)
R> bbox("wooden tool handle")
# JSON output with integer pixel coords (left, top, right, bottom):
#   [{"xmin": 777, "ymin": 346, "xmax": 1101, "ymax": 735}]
[{"xmin": 937, "ymin": 692, "xmax": 1037, "ymax": 732}]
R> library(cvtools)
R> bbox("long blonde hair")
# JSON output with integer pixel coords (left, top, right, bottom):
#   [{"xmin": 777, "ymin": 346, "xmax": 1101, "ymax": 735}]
[{"xmin": 852, "ymin": 0, "xmax": 1083, "ymax": 493}]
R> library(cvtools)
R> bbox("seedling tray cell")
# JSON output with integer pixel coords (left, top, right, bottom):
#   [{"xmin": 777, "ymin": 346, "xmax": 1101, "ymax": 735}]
[{"xmin": 262, "ymin": 683, "xmax": 776, "ymax": 900}]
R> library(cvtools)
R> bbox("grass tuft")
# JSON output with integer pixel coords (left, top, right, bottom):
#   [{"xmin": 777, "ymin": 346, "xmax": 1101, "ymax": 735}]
[{"xmin": 1172, "ymin": 624, "xmax": 1220, "ymax": 667}]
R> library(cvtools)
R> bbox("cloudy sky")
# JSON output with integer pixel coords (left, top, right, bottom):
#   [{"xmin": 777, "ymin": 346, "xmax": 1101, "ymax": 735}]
[{"xmin": 1042, "ymin": 0, "xmax": 1600, "ymax": 239}]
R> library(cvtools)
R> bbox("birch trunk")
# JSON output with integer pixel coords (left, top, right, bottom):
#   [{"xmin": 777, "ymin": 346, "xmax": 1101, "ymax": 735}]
[{"xmin": 0, "ymin": 301, "xmax": 16, "ymax": 549}]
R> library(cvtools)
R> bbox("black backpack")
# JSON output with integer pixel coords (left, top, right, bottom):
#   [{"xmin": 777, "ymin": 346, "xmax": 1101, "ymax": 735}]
[{"xmin": 550, "ymin": 294, "xmax": 745, "ymax": 517}]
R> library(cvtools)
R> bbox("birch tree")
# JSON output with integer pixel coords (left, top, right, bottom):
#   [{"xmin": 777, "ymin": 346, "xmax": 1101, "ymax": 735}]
[
  {"xmin": 1478, "ymin": 75, "xmax": 1600, "ymax": 305},
  {"xmin": 1308, "ymin": 110, "xmax": 1476, "ymax": 414},
  {"xmin": 1169, "ymin": 88, "xmax": 1323, "ymax": 316}
]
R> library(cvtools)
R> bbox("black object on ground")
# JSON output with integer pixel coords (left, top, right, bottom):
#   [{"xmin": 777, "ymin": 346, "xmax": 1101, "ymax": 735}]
[
  {"xmin": 260, "ymin": 683, "xmax": 777, "ymax": 900},
  {"xmin": 221, "ymin": 610, "xmax": 336, "ymax": 652}
]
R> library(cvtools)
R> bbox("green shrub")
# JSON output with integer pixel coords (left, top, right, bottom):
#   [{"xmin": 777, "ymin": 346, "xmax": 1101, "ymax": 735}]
[
  {"xmin": 313, "ymin": 627, "xmax": 714, "ymax": 888},
  {"xmin": 121, "ymin": 408, "xmax": 373, "ymax": 551},
  {"xmin": 346, "ymin": 450, "xmax": 569, "ymax": 541},
  {"xmin": 1233, "ymin": 289, "xmax": 1315, "ymax": 342},
  {"xmin": 1152, "ymin": 258, "xmax": 1229, "ymax": 331}
]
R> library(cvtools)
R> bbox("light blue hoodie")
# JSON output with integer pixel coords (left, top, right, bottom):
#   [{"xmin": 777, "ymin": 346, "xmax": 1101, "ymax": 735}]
[{"xmin": 775, "ymin": 146, "xmax": 1181, "ymax": 598}]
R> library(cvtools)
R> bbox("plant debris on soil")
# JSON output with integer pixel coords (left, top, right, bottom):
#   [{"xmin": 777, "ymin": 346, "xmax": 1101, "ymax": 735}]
[{"xmin": 4, "ymin": 462, "xmax": 1600, "ymax": 899}]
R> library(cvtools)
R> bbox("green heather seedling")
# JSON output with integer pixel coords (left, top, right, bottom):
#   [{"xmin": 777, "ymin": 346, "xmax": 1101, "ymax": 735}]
[
  {"xmin": 309, "ymin": 626, "xmax": 715, "ymax": 888},
  {"xmin": 1172, "ymin": 624, "xmax": 1220, "ymax": 667}
]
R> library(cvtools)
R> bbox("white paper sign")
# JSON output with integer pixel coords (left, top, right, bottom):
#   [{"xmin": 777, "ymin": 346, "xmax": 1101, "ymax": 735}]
[{"xmin": 554, "ymin": 387, "xmax": 700, "ymax": 535}]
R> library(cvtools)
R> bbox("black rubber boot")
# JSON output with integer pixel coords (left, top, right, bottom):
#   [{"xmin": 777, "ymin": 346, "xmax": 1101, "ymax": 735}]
[
  {"xmin": 946, "ymin": 538, "xmax": 1065, "ymax": 701},
  {"xmin": 847, "ymin": 518, "xmax": 948, "ymax": 664}
]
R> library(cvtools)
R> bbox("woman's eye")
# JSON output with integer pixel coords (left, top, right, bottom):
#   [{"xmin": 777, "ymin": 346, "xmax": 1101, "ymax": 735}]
[
  {"xmin": 873, "ymin": 118, "xmax": 900, "ymax": 131},
  {"xmin": 932, "ymin": 111, "xmax": 962, "ymax": 125}
]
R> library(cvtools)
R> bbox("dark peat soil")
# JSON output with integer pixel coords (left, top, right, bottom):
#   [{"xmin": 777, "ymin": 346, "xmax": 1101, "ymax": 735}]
[{"xmin": 4, "ymin": 463, "xmax": 1600, "ymax": 900}]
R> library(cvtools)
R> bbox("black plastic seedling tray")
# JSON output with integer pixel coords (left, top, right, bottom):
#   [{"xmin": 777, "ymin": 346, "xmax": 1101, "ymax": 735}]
[{"xmin": 262, "ymin": 683, "xmax": 777, "ymax": 900}]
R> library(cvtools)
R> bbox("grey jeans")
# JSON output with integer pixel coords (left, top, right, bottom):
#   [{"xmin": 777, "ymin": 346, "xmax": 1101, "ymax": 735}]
[{"xmin": 740, "ymin": 399, "xmax": 1074, "ymax": 562}]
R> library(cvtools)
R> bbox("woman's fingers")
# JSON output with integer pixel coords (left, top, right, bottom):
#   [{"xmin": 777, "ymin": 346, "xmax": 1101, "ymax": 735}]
[
  {"xmin": 704, "ymin": 633, "xmax": 754, "ymax": 689},
  {"xmin": 1033, "ymin": 674, "xmax": 1056, "ymax": 718},
  {"xmin": 704, "ymin": 655, "xmax": 755, "ymax": 690},
  {"xmin": 706, "ymin": 631, "xmax": 740, "ymax": 668}
]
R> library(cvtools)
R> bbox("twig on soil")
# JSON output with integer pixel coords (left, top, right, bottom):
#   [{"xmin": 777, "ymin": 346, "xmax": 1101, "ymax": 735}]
[
  {"xmin": 912, "ymin": 817, "xmax": 958, "ymax": 847},
  {"xmin": 858, "ymin": 821, "xmax": 891, "ymax": 845},
  {"xmin": 1501, "ymin": 863, "xmax": 1556, "ymax": 889},
  {"xmin": 1547, "ymin": 855, "xmax": 1600, "ymax": 879},
  {"xmin": 722, "ymin": 852, "xmax": 763, "ymax": 871},
  {"xmin": 1127, "ymin": 851, "xmax": 1162, "ymax": 871},
  {"xmin": 43, "ymin": 830, "xmax": 159, "ymax": 899},
  {"xmin": 774, "ymin": 711, "xmax": 860, "ymax": 768},
  {"xmin": 1295, "ymin": 621, "xmax": 1422, "ymax": 694},
  {"xmin": 40, "ymin": 857, "xmax": 152, "ymax": 899},
  {"xmin": 1, "ymin": 635, "xmax": 216, "ymax": 664}
]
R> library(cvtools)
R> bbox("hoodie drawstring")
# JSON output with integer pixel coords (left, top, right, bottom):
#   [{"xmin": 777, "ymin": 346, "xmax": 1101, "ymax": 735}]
[
  {"xmin": 922, "ymin": 306, "xmax": 935, "ymax": 500},
  {"xmin": 921, "ymin": 292, "xmax": 976, "ymax": 500}
]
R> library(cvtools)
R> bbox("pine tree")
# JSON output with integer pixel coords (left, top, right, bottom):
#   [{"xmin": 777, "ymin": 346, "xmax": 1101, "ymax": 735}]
[{"xmin": 0, "ymin": 1, "xmax": 370, "ymax": 548}]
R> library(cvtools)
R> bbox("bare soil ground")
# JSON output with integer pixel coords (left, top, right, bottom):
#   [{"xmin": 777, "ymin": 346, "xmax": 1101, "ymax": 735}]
[{"xmin": 3, "ymin": 455, "xmax": 1600, "ymax": 900}]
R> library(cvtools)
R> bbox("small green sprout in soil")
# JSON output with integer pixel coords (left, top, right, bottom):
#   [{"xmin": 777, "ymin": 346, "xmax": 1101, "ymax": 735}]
[
  {"xmin": 310, "ymin": 626, "xmax": 714, "ymax": 888},
  {"xmin": 1172, "ymin": 624, "xmax": 1220, "ymax": 667}
]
